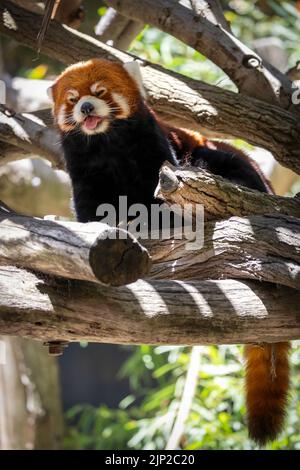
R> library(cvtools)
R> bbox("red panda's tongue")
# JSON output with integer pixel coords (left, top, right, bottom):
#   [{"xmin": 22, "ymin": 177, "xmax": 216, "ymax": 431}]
[{"xmin": 84, "ymin": 116, "xmax": 102, "ymax": 130}]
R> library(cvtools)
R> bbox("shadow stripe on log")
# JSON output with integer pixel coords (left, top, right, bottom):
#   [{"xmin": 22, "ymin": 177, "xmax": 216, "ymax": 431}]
[
  {"xmin": 145, "ymin": 214, "xmax": 300, "ymax": 290},
  {"xmin": 0, "ymin": 207, "xmax": 151, "ymax": 286},
  {"xmin": 0, "ymin": 266, "xmax": 299, "ymax": 344}
]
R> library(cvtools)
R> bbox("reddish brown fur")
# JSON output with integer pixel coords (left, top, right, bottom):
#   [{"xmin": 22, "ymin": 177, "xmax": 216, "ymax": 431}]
[
  {"xmin": 244, "ymin": 342, "xmax": 290, "ymax": 446},
  {"xmin": 158, "ymin": 120, "xmax": 274, "ymax": 193},
  {"xmin": 206, "ymin": 140, "xmax": 274, "ymax": 193}
]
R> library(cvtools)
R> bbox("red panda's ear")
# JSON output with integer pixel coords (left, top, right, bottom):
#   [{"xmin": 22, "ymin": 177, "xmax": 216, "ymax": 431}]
[
  {"xmin": 47, "ymin": 79, "xmax": 60, "ymax": 103},
  {"xmin": 47, "ymin": 84, "xmax": 54, "ymax": 101},
  {"xmin": 123, "ymin": 61, "xmax": 147, "ymax": 99}
]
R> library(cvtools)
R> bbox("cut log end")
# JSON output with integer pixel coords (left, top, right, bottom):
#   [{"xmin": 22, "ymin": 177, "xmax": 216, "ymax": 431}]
[{"xmin": 89, "ymin": 228, "xmax": 152, "ymax": 286}]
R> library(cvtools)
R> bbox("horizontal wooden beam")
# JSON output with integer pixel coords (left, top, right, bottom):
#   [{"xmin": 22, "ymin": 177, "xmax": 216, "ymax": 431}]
[{"xmin": 0, "ymin": 266, "xmax": 299, "ymax": 344}]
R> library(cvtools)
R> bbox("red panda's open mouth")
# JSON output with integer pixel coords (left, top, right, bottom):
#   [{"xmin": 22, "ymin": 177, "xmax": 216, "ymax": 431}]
[{"xmin": 83, "ymin": 115, "xmax": 104, "ymax": 130}]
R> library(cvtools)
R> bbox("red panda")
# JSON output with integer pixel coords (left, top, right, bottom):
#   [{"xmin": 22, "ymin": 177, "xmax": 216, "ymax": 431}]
[{"xmin": 49, "ymin": 58, "xmax": 289, "ymax": 446}]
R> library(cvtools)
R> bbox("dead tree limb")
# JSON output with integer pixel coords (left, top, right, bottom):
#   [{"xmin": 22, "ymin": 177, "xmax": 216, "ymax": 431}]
[
  {"xmin": 106, "ymin": 0, "xmax": 294, "ymax": 109},
  {"xmin": 0, "ymin": 109, "xmax": 63, "ymax": 168},
  {"xmin": 0, "ymin": 266, "xmax": 299, "ymax": 344},
  {"xmin": 0, "ymin": 206, "xmax": 151, "ymax": 286},
  {"xmin": 1, "ymin": 1, "xmax": 300, "ymax": 173},
  {"xmin": 157, "ymin": 164, "xmax": 300, "ymax": 219},
  {"xmin": 95, "ymin": 7, "xmax": 143, "ymax": 50}
]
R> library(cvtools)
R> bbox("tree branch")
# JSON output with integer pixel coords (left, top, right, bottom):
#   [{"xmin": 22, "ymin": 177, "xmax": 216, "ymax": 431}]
[
  {"xmin": 0, "ymin": 107, "xmax": 63, "ymax": 168},
  {"xmin": 1, "ymin": 266, "xmax": 299, "ymax": 344},
  {"xmin": 0, "ymin": 141, "xmax": 29, "ymax": 164},
  {"xmin": 106, "ymin": 0, "xmax": 295, "ymax": 109},
  {"xmin": 0, "ymin": 205, "xmax": 151, "ymax": 286},
  {"xmin": 1, "ymin": 1, "xmax": 300, "ymax": 173},
  {"xmin": 186, "ymin": 0, "xmax": 230, "ymax": 31},
  {"xmin": 95, "ymin": 7, "xmax": 143, "ymax": 50},
  {"xmin": 157, "ymin": 164, "xmax": 300, "ymax": 219}
]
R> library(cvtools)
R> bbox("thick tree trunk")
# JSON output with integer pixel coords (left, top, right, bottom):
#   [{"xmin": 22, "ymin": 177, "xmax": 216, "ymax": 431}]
[{"xmin": 1, "ymin": 205, "xmax": 298, "ymax": 289}]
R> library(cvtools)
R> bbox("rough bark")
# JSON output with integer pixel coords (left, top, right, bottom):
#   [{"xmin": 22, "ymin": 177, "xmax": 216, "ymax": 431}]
[
  {"xmin": 0, "ymin": 141, "xmax": 28, "ymax": 164},
  {"xmin": 0, "ymin": 108, "xmax": 63, "ymax": 168},
  {"xmin": 0, "ymin": 266, "xmax": 299, "ymax": 345},
  {"xmin": 186, "ymin": 0, "xmax": 230, "ymax": 31},
  {"xmin": 157, "ymin": 164, "xmax": 300, "ymax": 219},
  {"xmin": 106, "ymin": 0, "xmax": 294, "ymax": 109},
  {"xmin": 1, "ymin": 1, "xmax": 300, "ymax": 173},
  {"xmin": 0, "ymin": 336, "xmax": 63, "ymax": 449},
  {"xmin": 12, "ymin": 0, "xmax": 85, "ymax": 29},
  {"xmin": 145, "ymin": 214, "xmax": 300, "ymax": 290},
  {"xmin": 54, "ymin": 0, "xmax": 84, "ymax": 29},
  {"xmin": 0, "ymin": 205, "xmax": 151, "ymax": 287}
]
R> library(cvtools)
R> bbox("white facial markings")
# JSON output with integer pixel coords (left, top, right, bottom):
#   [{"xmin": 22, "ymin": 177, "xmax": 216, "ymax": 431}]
[
  {"xmin": 66, "ymin": 88, "xmax": 79, "ymax": 104},
  {"xmin": 57, "ymin": 104, "xmax": 66, "ymax": 126},
  {"xmin": 73, "ymin": 95, "xmax": 110, "ymax": 123},
  {"xmin": 111, "ymin": 92, "xmax": 130, "ymax": 118},
  {"xmin": 90, "ymin": 82, "xmax": 107, "ymax": 96},
  {"xmin": 57, "ymin": 104, "xmax": 75, "ymax": 130},
  {"xmin": 60, "ymin": 90, "xmax": 130, "ymax": 134}
]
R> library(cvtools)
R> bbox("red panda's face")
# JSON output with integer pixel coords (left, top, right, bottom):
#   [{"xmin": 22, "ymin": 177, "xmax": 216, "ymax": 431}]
[{"xmin": 49, "ymin": 59, "xmax": 142, "ymax": 135}]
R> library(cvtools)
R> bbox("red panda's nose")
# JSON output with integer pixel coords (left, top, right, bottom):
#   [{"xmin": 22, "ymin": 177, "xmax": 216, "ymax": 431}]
[{"xmin": 81, "ymin": 102, "xmax": 94, "ymax": 115}]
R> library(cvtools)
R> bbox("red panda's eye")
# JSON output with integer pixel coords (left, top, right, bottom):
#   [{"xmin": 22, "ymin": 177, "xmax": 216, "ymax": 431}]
[
  {"xmin": 94, "ymin": 87, "xmax": 106, "ymax": 98},
  {"xmin": 67, "ymin": 95, "xmax": 78, "ymax": 105}
]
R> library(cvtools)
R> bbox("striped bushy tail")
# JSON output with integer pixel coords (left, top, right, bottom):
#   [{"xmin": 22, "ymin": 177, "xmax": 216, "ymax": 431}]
[{"xmin": 244, "ymin": 342, "xmax": 290, "ymax": 446}]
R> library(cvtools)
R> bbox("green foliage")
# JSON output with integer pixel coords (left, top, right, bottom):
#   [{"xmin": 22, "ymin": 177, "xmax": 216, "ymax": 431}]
[
  {"xmin": 130, "ymin": 26, "xmax": 234, "ymax": 90},
  {"xmin": 65, "ymin": 343, "xmax": 300, "ymax": 450}
]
